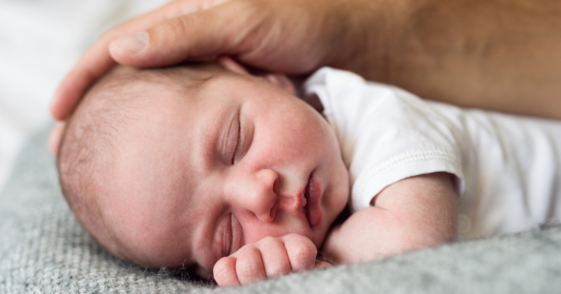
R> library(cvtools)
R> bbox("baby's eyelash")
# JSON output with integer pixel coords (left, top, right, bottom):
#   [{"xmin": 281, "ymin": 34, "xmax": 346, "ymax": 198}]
[
  {"xmin": 232, "ymin": 114, "xmax": 242, "ymax": 164},
  {"xmin": 228, "ymin": 214, "xmax": 235, "ymax": 256},
  {"xmin": 222, "ymin": 215, "xmax": 232, "ymax": 257}
]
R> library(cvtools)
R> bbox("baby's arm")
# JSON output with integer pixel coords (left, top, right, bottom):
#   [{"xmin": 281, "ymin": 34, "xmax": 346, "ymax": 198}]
[{"xmin": 322, "ymin": 172, "xmax": 457, "ymax": 264}]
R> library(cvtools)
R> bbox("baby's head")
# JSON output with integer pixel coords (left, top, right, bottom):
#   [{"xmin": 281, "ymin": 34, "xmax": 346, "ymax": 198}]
[{"xmin": 57, "ymin": 61, "xmax": 349, "ymax": 276}]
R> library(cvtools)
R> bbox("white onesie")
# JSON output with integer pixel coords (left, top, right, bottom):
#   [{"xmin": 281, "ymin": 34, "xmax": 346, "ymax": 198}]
[{"xmin": 304, "ymin": 67, "xmax": 561, "ymax": 239}]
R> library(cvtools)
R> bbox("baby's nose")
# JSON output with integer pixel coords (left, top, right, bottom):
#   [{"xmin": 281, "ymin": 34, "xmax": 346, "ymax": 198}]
[{"xmin": 238, "ymin": 169, "xmax": 279, "ymax": 223}]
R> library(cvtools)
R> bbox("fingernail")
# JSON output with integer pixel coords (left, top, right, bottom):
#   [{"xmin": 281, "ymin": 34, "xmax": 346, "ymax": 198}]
[{"xmin": 112, "ymin": 31, "xmax": 148, "ymax": 54}]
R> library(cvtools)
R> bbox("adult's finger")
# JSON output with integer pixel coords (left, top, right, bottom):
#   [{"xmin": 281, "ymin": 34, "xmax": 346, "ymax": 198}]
[
  {"xmin": 50, "ymin": 0, "xmax": 228, "ymax": 121},
  {"xmin": 109, "ymin": 0, "xmax": 260, "ymax": 69},
  {"xmin": 109, "ymin": 0, "xmax": 335, "ymax": 75},
  {"xmin": 213, "ymin": 256, "xmax": 240, "ymax": 287}
]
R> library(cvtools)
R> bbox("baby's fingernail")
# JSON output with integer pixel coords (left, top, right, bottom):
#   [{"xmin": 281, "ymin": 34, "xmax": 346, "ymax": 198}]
[
  {"xmin": 314, "ymin": 260, "xmax": 332, "ymax": 269},
  {"xmin": 112, "ymin": 32, "xmax": 148, "ymax": 54}
]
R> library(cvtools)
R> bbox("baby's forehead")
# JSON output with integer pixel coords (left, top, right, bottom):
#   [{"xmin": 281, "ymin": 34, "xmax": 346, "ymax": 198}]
[
  {"xmin": 80, "ymin": 66, "xmax": 221, "ymax": 131},
  {"xmin": 109, "ymin": 64, "xmax": 245, "ymax": 109},
  {"xmin": 117, "ymin": 63, "xmax": 224, "ymax": 84}
]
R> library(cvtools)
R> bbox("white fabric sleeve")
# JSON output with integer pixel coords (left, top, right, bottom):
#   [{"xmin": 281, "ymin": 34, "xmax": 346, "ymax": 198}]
[{"xmin": 304, "ymin": 67, "xmax": 465, "ymax": 212}]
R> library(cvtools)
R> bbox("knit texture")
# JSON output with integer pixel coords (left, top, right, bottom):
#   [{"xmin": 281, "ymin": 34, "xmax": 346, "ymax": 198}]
[{"xmin": 1, "ymin": 126, "xmax": 561, "ymax": 294}]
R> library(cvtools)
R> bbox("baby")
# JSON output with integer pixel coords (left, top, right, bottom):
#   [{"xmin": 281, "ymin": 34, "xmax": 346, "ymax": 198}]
[{"xmin": 56, "ymin": 59, "xmax": 561, "ymax": 286}]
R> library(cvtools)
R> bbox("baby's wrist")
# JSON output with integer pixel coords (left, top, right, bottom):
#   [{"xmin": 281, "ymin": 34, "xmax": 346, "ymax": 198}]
[{"xmin": 319, "ymin": 224, "xmax": 345, "ymax": 265}]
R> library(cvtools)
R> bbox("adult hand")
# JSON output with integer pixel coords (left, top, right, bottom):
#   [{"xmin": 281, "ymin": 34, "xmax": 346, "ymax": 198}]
[
  {"xmin": 51, "ymin": 0, "xmax": 228, "ymax": 121},
  {"xmin": 52, "ymin": 0, "xmax": 561, "ymax": 125},
  {"xmin": 213, "ymin": 234, "xmax": 330, "ymax": 287},
  {"xmin": 51, "ymin": 0, "xmax": 378, "ymax": 121}
]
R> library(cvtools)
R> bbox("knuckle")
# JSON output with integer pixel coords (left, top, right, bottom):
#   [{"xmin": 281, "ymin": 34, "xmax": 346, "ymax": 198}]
[
  {"xmin": 235, "ymin": 0, "xmax": 266, "ymax": 10},
  {"xmin": 220, "ymin": 0, "xmax": 272, "ymax": 45},
  {"xmin": 159, "ymin": 17, "xmax": 191, "ymax": 39},
  {"xmin": 245, "ymin": 0, "xmax": 271, "ymax": 15},
  {"xmin": 284, "ymin": 235, "xmax": 317, "ymax": 269},
  {"xmin": 259, "ymin": 236, "xmax": 278, "ymax": 246},
  {"xmin": 292, "ymin": 242, "xmax": 316, "ymax": 261},
  {"xmin": 236, "ymin": 243, "xmax": 258, "ymax": 257},
  {"xmin": 256, "ymin": 236, "xmax": 283, "ymax": 253},
  {"xmin": 236, "ymin": 242, "xmax": 256, "ymax": 254},
  {"xmin": 285, "ymin": 234, "xmax": 315, "ymax": 249},
  {"xmin": 236, "ymin": 257, "xmax": 264, "ymax": 279},
  {"xmin": 285, "ymin": 233, "xmax": 307, "ymax": 240}
]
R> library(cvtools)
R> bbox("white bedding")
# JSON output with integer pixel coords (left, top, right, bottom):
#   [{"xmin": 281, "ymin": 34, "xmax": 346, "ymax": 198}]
[{"xmin": 0, "ymin": 0, "xmax": 171, "ymax": 192}]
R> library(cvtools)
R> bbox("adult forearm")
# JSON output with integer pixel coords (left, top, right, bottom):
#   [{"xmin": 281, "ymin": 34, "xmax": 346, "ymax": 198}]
[{"xmin": 337, "ymin": 0, "xmax": 561, "ymax": 118}]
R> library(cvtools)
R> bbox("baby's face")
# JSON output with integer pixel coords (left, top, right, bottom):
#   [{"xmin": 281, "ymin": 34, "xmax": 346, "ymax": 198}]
[{"xmin": 97, "ymin": 67, "xmax": 349, "ymax": 276}]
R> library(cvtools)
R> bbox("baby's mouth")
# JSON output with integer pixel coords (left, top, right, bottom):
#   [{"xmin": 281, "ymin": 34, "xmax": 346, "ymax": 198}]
[{"xmin": 303, "ymin": 173, "xmax": 323, "ymax": 228}]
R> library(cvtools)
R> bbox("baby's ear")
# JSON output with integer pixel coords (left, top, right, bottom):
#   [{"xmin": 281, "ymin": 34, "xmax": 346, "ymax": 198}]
[
  {"xmin": 260, "ymin": 73, "xmax": 296, "ymax": 95},
  {"xmin": 218, "ymin": 56, "xmax": 249, "ymax": 74},
  {"xmin": 218, "ymin": 56, "xmax": 296, "ymax": 95}
]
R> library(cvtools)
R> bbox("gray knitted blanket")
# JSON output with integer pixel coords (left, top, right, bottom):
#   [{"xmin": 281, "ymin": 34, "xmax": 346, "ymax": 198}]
[{"xmin": 1, "ymin": 127, "xmax": 560, "ymax": 294}]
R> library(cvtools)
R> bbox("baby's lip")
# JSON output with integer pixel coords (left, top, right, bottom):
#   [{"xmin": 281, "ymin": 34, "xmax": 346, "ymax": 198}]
[{"xmin": 303, "ymin": 173, "xmax": 323, "ymax": 228}]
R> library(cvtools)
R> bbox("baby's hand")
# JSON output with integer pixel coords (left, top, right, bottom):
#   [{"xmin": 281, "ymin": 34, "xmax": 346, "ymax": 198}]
[{"xmin": 213, "ymin": 233, "xmax": 330, "ymax": 287}]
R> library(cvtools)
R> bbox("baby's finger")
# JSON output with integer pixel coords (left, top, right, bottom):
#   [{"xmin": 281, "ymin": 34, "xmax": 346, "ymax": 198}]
[
  {"xmin": 282, "ymin": 234, "xmax": 317, "ymax": 272},
  {"xmin": 255, "ymin": 237, "xmax": 291, "ymax": 277},
  {"xmin": 213, "ymin": 257, "xmax": 240, "ymax": 287},
  {"xmin": 235, "ymin": 246, "xmax": 267, "ymax": 285}
]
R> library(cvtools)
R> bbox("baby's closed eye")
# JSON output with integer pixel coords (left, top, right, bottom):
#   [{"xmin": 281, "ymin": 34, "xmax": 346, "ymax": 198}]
[{"xmin": 219, "ymin": 213, "xmax": 244, "ymax": 259}]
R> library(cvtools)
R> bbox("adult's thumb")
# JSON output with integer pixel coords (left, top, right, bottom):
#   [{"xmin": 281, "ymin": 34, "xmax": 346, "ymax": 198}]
[{"xmin": 109, "ymin": 1, "xmax": 250, "ymax": 68}]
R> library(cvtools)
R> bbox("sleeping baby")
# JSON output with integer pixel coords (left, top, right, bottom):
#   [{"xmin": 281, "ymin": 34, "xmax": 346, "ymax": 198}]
[{"xmin": 56, "ymin": 59, "xmax": 561, "ymax": 286}]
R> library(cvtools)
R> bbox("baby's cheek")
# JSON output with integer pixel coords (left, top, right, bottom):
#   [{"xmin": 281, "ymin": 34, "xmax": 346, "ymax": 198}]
[{"xmin": 197, "ymin": 265, "xmax": 213, "ymax": 279}]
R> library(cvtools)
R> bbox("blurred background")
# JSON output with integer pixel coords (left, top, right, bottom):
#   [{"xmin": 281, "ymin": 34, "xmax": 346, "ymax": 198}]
[{"xmin": 0, "ymin": 0, "xmax": 172, "ymax": 192}]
